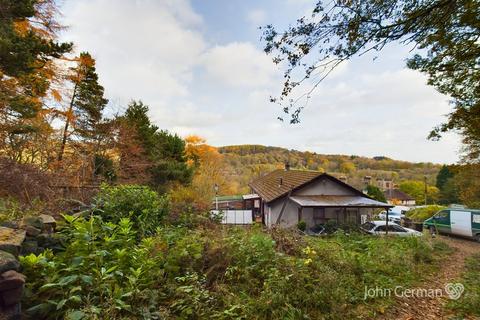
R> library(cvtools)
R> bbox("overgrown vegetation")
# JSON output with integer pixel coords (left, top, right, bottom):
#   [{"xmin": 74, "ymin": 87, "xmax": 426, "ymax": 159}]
[
  {"xmin": 406, "ymin": 205, "xmax": 446, "ymax": 222},
  {"xmin": 20, "ymin": 185, "xmax": 451, "ymax": 319},
  {"xmin": 448, "ymin": 253, "xmax": 480, "ymax": 318},
  {"xmin": 93, "ymin": 184, "xmax": 169, "ymax": 238},
  {"xmin": 0, "ymin": 197, "xmax": 45, "ymax": 223}
]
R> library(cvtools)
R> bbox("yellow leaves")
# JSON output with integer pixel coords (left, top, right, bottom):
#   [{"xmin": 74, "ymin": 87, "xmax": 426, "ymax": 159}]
[
  {"xmin": 184, "ymin": 134, "xmax": 220, "ymax": 167},
  {"xmin": 170, "ymin": 135, "xmax": 239, "ymax": 209},
  {"xmin": 67, "ymin": 53, "xmax": 96, "ymax": 84},
  {"xmin": 13, "ymin": 20, "xmax": 30, "ymax": 36},
  {"xmin": 302, "ymin": 246, "xmax": 317, "ymax": 266},
  {"xmin": 185, "ymin": 135, "xmax": 206, "ymax": 145},
  {"xmin": 50, "ymin": 89, "xmax": 62, "ymax": 102},
  {"xmin": 79, "ymin": 54, "xmax": 95, "ymax": 69},
  {"xmin": 302, "ymin": 246, "xmax": 317, "ymax": 256}
]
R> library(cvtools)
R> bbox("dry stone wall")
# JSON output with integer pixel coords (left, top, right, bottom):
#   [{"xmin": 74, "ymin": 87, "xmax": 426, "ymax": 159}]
[{"xmin": 0, "ymin": 215, "xmax": 57, "ymax": 320}]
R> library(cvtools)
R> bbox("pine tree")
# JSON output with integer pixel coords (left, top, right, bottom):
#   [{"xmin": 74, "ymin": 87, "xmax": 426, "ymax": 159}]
[
  {"xmin": 120, "ymin": 101, "xmax": 192, "ymax": 191},
  {"xmin": 58, "ymin": 52, "xmax": 108, "ymax": 160},
  {"xmin": 0, "ymin": 0, "xmax": 71, "ymax": 160},
  {"xmin": 436, "ymin": 165, "xmax": 454, "ymax": 190}
]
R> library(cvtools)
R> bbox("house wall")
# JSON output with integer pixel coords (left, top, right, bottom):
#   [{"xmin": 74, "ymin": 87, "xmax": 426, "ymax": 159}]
[
  {"xmin": 266, "ymin": 202, "xmax": 374, "ymax": 229},
  {"xmin": 266, "ymin": 199, "xmax": 301, "ymax": 228},
  {"xmin": 301, "ymin": 207, "xmax": 315, "ymax": 227},
  {"xmin": 293, "ymin": 177, "xmax": 357, "ymax": 196}
]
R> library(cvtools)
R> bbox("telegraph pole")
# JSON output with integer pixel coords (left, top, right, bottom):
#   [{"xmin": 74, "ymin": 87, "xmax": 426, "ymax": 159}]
[
  {"xmin": 214, "ymin": 183, "xmax": 219, "ymax": 210},
  {"xmin": 424, "ymin": 176, "xmax": 428, "ymax": 206}
]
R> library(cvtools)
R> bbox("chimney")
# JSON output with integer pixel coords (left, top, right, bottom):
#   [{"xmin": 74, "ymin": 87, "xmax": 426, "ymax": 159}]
[
  {"xmin": 279, "ymin": 177, "xmax": 283, "ymax": 187},
  {"xmin": 285, "ymin": 162, "xmax": 290, "ymax": 171}
]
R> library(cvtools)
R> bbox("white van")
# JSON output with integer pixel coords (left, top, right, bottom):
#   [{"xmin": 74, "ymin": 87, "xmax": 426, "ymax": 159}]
[{"xmin": 424, "ymin": 208, "xmax": 480, "ymax": 242}]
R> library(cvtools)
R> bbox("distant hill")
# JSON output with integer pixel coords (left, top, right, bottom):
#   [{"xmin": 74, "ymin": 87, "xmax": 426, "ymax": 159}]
[{"xmin": 218, "ymin": 145, "xmax": 441, "ymax": 194}]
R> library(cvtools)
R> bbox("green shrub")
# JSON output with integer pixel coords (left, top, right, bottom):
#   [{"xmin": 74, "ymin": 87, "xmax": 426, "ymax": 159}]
[
  {"xmin": 297, "ymin": 220, "xmax": 306, "ymax": 231},
  {"xmin": 0, "ymin": 197, "xmax": 45, "ymax": 223},
  {"xmin": 94, "ymin": 184, "xmax": 169, "ymax": 237},
  {"xmin": 21, "ymin": 215, "xmax": 165, "ymax": 319},
  {"xmin": 406, "ymin": 205, "xmax": 446, "ymax": 222}
]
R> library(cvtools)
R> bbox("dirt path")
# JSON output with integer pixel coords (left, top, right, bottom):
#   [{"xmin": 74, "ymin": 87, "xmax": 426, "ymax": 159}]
[{"xmin": 380, "ymin": 236, "xmax": 479, "ymax": 320}]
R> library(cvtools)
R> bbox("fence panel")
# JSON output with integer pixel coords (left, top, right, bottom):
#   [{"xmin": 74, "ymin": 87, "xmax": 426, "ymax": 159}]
[{"xmin": 211, "ymin": 210, "xmax": 253, "ymax": 225}]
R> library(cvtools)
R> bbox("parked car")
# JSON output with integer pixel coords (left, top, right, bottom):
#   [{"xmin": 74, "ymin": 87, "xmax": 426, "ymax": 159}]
[
  {"xmin": 378, "ymin": 206, "xmax": 411, "ymax": 223},
  {"xmin": 423, "ymin": 208, "xmax": 480, "ymax": 242},
  {"xmin": 361, "ymin": 221, "xmax": 423, "ymax": 237},
  {"xmin": 378, "ymin": 211, "xmax": 403, "ymax": 223}
]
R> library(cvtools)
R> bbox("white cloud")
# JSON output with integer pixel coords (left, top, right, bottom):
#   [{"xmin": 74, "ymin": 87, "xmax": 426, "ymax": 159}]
[
  {"xmin": 153, "ymin": 102, "xmax": 223, "ymax": 129},
  {"xmin": 201, "ymin": 42, "xmax": 277, "ymax": 88},
  {"xmin": 61, "ymin": 0, "xmax": 205, "ymax": 102},
  {"xmin": 246, "ymin": 9, "xmax": 266, "ymax": 25},
  {"xmin": 285, "ymin": 68, "xmax": 460, "ymax": 162},
  {"xmin": 59, "ymin": 0, "xmax": 461, "ymax": 164}
]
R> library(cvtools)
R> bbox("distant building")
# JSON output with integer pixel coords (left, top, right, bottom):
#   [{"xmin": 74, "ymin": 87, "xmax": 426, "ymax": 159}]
[
  {"xmin": 383, "ymin": 189, "xmax": 416, "ymax": 206},
  {"xmin": 377, "ymin": 179, "xmax": 395, "ymax": 190}
]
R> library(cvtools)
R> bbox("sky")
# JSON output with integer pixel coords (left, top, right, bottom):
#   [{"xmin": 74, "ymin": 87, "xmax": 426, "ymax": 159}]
[{"xmin": 59, "ymin": 0, "xmax": 461, "ymax": 164}]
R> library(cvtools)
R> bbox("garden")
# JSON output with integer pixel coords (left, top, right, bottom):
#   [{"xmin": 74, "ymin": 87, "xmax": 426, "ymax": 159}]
[{"xmin": 18, "ymin": 185, "xmax": 452, "ymax": 320}]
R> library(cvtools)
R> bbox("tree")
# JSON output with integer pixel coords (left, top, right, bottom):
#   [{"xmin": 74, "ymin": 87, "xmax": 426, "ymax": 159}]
[
  {"xmin": 438, "ymin": 177, "xmax": 459, "ymax": 205},
  {"xmin": 435, "ymin": 165, "xmax": 461, "ymax": 204},
  {"xmin": 339, "ymin": 161, "xmax": 356, "ymax": 174},
  {"xmin": 58, "ymin": 52, "xmax": 108, "ymax": 161},
  {"xmin": 120, "ymin": 101, "xmax": 192, "ymax": 191},
  {"xmin": 365, "ymin": 185, "xmax": 387, "ymax": 203},
  {"xmin": 172, "ymin": 135, "xmax": 236, "ymax": 211},
  {"xmin": 399, "ymin": 180, "xmax": 439, "ymax": 205},
  {"xmin": 263, "ymin": 0, "xmax": 480, "ymax": 160},
  {"xmin": 451, "ymin": 164, "xmax": 480, "ymax": 207},
  {"xmin": 436, "ymin": 165, "xmax": 454, "ymax": 190},
  {"xmin": 0, "ymin": 0, "xmax": 71, "ymax": 161}
]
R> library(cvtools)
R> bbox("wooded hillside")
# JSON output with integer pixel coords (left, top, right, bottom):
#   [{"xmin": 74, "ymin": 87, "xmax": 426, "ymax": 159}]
[{"xmin": 218, "ymin": 145, "xmax": 442, "ymax": 194}]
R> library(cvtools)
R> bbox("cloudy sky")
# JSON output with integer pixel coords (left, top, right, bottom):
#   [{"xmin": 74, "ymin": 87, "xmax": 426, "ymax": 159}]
[{"xmin": 59, "ymin": 0, "xmax": 460, "ymax": 164}]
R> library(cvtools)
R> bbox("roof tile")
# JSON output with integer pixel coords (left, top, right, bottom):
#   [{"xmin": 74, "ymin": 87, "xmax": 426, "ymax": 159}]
[{"xmin": 249, "ymin": 169, "xmax": 322, "ymax": 202}]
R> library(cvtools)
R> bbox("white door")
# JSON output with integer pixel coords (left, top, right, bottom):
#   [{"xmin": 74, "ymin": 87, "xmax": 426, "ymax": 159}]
[{"xmin": 450, "ymin": 211, "xmax": 472, "ymax": 237}]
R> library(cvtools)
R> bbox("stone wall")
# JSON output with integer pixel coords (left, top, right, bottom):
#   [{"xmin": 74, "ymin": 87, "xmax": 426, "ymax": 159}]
[{"xmin": 0, "ymin": 215, "xmax": 57, "ymax": 320}]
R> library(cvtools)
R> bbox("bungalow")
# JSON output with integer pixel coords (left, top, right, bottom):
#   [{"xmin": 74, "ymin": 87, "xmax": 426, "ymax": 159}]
[
  {"xmin": 249, "ymin": 167, "xmax": 392, "ymax": 229},
  {"xmin": 383, "ymin": 189, "xmax": 416, "ymax": 206}
]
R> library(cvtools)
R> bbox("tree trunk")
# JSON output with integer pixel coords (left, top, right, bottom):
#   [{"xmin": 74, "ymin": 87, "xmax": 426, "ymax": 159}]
[{"xmin": 58, "ymin": 84, "xmax": 77, "ymax": 161}]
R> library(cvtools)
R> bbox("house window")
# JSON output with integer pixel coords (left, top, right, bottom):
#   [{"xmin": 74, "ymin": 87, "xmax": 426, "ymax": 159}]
[
  {"xmin": 346, "ymin": 208, "xmax": 359, "ymax": 224},
  {"xmin": 313, "ymin": 208, "xmax": 326, "ymax": 225}
]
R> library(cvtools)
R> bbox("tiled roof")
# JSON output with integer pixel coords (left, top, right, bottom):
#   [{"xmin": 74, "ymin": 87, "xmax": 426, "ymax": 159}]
[
  {"xmin": 248, "ymin": 169, "xmax": 323, "ymax": 203},
  {"xmin": 384, "ymin": 189, "xmax": 415, "ymax": 201}
]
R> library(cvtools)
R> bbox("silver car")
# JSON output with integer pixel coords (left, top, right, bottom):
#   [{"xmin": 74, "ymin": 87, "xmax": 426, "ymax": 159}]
[{"xmin": 361, "ymin": 221, "xmax": 423, "ymax": 237}]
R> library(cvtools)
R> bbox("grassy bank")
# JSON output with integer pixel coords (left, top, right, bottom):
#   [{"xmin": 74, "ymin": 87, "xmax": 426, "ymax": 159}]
[{"xmin": 448, "ymin": 253, "xmax": 480, "ymax": 318}]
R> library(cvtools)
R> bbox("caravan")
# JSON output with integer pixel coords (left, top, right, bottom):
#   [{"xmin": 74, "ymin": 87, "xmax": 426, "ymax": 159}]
[{"xmin": 424, "ymin": 208, "xmax": 480, "ymax": 242}]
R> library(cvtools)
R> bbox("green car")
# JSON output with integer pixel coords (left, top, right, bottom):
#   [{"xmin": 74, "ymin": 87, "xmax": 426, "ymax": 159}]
[{"xmin": 424, "ymin": 208, "xmax": 480, "ymax": 242}]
